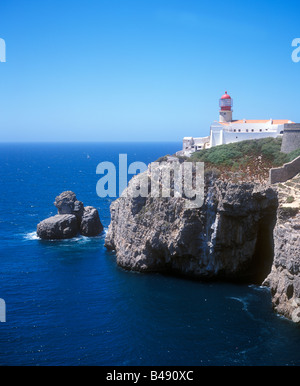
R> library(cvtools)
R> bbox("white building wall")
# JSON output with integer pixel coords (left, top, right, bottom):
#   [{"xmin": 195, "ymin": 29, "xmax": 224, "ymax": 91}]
[
  {"xmin": 180, "ymin": 136, "xmax": 210, "ymax": 156},
  {"xmin": 210, "ymin": 129, "xmax": 222, "ymax": 147},
  {"xmin": 182, "ymin": 137, "xmax": 194, "ymax": 151},
  {"xmin": 210, "ymin": 122, "xmax": 284, "ymax": 147},
  {"xmin": 181, "ymin": 121, "xmax": 286, "ymax": 156},
  {"xmin": 222, "ymin": 130, "xmax": 279, "ymax": 145}
]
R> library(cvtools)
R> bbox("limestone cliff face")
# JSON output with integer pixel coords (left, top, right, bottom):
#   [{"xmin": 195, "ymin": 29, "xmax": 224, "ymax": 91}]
[
  {"xmin": 263, "ymin": 213, "xmax": 300, "ymax": 323},
  {"xmin": 105, "ymin": 169, "xmax": 278, "ymax": 283},
  {"xmin": 263, "ymin": 175, "xmax": 300, "ymax": 323}
]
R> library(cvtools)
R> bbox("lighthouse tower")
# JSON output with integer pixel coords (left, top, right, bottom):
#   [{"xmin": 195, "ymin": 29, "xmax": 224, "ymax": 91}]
[{"xmin": 219, "ymin": 91, "xmax": 233, "ymax": 123}]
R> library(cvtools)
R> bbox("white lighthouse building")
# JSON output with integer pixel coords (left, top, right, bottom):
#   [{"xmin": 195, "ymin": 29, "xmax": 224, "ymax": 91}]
[
  {"xmin": 181, "ymin": 91, "xmax": 294, "ymax": 156},
  {"xmin": 219, "ymin": 91, "xmax": 233, "ymax": 123}
]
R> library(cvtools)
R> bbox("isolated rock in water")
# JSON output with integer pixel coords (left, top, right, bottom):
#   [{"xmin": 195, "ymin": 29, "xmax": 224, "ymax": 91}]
[
  {"xmin": 54, "ymin": 191, "xmax": 84, "ymax": 222},
  {"xmin": 37, "ymin": 214, "xmax": 79, "ymax": 240},
  {"xmin": 80, "ymin": 206, "xmax": 104, "ymax": 237},
  {"xmin": 37, "ymin": 191, "xmax": 103, "ymax": 240}
]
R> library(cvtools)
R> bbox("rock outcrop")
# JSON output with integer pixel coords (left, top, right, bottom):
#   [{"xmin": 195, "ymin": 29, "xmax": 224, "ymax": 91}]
[
  {"xmin": 37, "ymin": 191, "xmax": 103, "ymax": 240},
  {"xmin": 80, "ymin": 206, "xmax": 103, "ymax": 237},
  {"xmin": 105, "ymin": 165, "xmax": 278, "ymax": 283},
  {"xmin": 54, "ymin": 191, "xmax": 84, "ymax": 222},
  {"xmin": 36, "ymin": 214, "xmax": 79, "ymax": 240},
  {"xmin": 263, "ymin": 212, "xmax": 300, "ymax": 323},
  {"xmin": 263, "ymin": 174, "xmax": 300, "ymax": 323}
]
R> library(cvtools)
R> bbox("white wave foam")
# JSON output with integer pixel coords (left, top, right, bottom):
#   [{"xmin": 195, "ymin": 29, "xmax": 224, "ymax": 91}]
[
  {"xmin": 24, "ymin": 231, "xmax": 40, "ymax": 241},
  {"xmin": 227, "ymin": 295, "xmax": 266, "ymax": 323},
  {"xmin": 227, "ymin": 296, "xmax": 249, "ymax": 312},
  {"xmin": 23, "ymin": 229, "xmax": 106, "ymax": 242},
  {"xmin": 72, "ymin": 235, "xmax": 92, "ymax": 244},
  {"xmin": 248, "ymin": 284, "xmax": 269, "ymax": 292}
]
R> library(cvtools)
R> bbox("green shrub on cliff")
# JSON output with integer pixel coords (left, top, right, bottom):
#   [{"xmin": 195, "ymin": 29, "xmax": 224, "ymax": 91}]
[
  {"xmin": 287, "ymin": 148, "xmax": 300, "ymax": 162},
  {"xmin": 286, "ymin": 196, "xmax": 295, "ymax": 204},
  {"xmin": 189, "ymin": 137, "xmax": 297, "ymax": 168}
]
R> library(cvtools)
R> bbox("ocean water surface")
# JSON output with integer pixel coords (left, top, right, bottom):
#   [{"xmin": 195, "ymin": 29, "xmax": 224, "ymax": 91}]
[{"xmin": 0, "ymin": 142, "xmax": 300, "ymax": 366}]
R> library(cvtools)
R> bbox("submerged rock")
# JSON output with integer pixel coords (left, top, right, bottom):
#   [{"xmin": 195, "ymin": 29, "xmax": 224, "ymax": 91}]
[{"xmin": 37, "ymin": 191, "xmax": 103, "ymax": 240}]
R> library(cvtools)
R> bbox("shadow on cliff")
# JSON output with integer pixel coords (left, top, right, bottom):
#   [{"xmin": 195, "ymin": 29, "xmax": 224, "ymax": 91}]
[
  {"xmin": 250, "ymin": 212, "xmax": 277, "ymax": 285},
  {"xmin": 152, "ymin": 210, "xmax": 277, "ymax": 286}
]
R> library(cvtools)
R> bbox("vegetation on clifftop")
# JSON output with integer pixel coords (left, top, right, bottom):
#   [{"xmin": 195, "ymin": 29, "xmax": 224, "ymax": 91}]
[
  {"xmin": 190, "ymin": 137, "xmax": 300, "ymax": 166},
  {"xmin": 187, "ymin": 137, "xmax": 300, "ymax": 182}
]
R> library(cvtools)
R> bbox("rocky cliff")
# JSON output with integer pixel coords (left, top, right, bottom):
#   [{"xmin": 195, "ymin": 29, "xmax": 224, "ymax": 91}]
[
  {"xmin": 105, "ymin": 164, "xmax": 278, "ymax": 284},
  {"xmin": 263, "ymin": 174, "xmax": 300, "ymax": 323},
  {"xmin": 105, "ymin": 158, "xmax": 300, "ymax": 324}
]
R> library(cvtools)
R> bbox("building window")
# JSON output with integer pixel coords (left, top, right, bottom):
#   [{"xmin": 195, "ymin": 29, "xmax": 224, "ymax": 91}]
[
  {"xmin": 251, "ymin": 129, "xmax": 254, "ymax": 132},
  {"xmin": 246, "ymin": 129, "xmax": 249, "ymax": 132}
]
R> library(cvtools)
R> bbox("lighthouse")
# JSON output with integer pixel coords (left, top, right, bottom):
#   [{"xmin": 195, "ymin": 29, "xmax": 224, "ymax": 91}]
[
  {"xmin": 179, "ymin": 90, "xmax": 297, "ymax": 156},
  {"xmin": 219, "ymin": 91, "xmax": 233, "ymax": 123}
]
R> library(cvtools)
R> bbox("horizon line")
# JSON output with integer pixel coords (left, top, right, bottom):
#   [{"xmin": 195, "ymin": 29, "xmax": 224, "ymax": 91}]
[{"xmin": 0, "ymin": 140, "xmax": 182, "ymax": 144}]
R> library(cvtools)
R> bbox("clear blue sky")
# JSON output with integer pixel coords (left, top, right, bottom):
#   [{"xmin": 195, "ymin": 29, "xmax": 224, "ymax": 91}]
[{"xmin": 0, "ymin": 0, "xmax": 300, "ymax": 142}]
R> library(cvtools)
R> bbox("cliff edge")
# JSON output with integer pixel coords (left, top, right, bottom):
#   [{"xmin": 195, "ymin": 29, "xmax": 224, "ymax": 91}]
[{"xmin": 105, "ymin": 163, "xmax": 278, "ymax": 284}]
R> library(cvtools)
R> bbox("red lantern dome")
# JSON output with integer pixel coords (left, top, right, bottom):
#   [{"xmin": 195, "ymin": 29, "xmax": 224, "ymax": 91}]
[{"xmin": 219, "ymin": 91, "xmax": 233, "ymax": 111}]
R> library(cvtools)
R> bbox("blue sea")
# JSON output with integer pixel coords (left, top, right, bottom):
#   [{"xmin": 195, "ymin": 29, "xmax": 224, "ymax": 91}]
[{"xmin": 0, "ymin": 142, "xmax": 300, "ymax": 366}]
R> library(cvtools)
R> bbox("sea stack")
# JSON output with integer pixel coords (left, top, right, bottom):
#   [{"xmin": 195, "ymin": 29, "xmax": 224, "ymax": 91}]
[{"xmin": 37, "ymin": 191, "xmax": 103, "ymax": 240}]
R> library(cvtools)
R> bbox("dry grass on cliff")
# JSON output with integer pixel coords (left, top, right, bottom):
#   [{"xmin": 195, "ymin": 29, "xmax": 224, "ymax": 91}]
[{"xmin": 276, "ymin": 173, "xmax": 300, "ymax": 213}]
